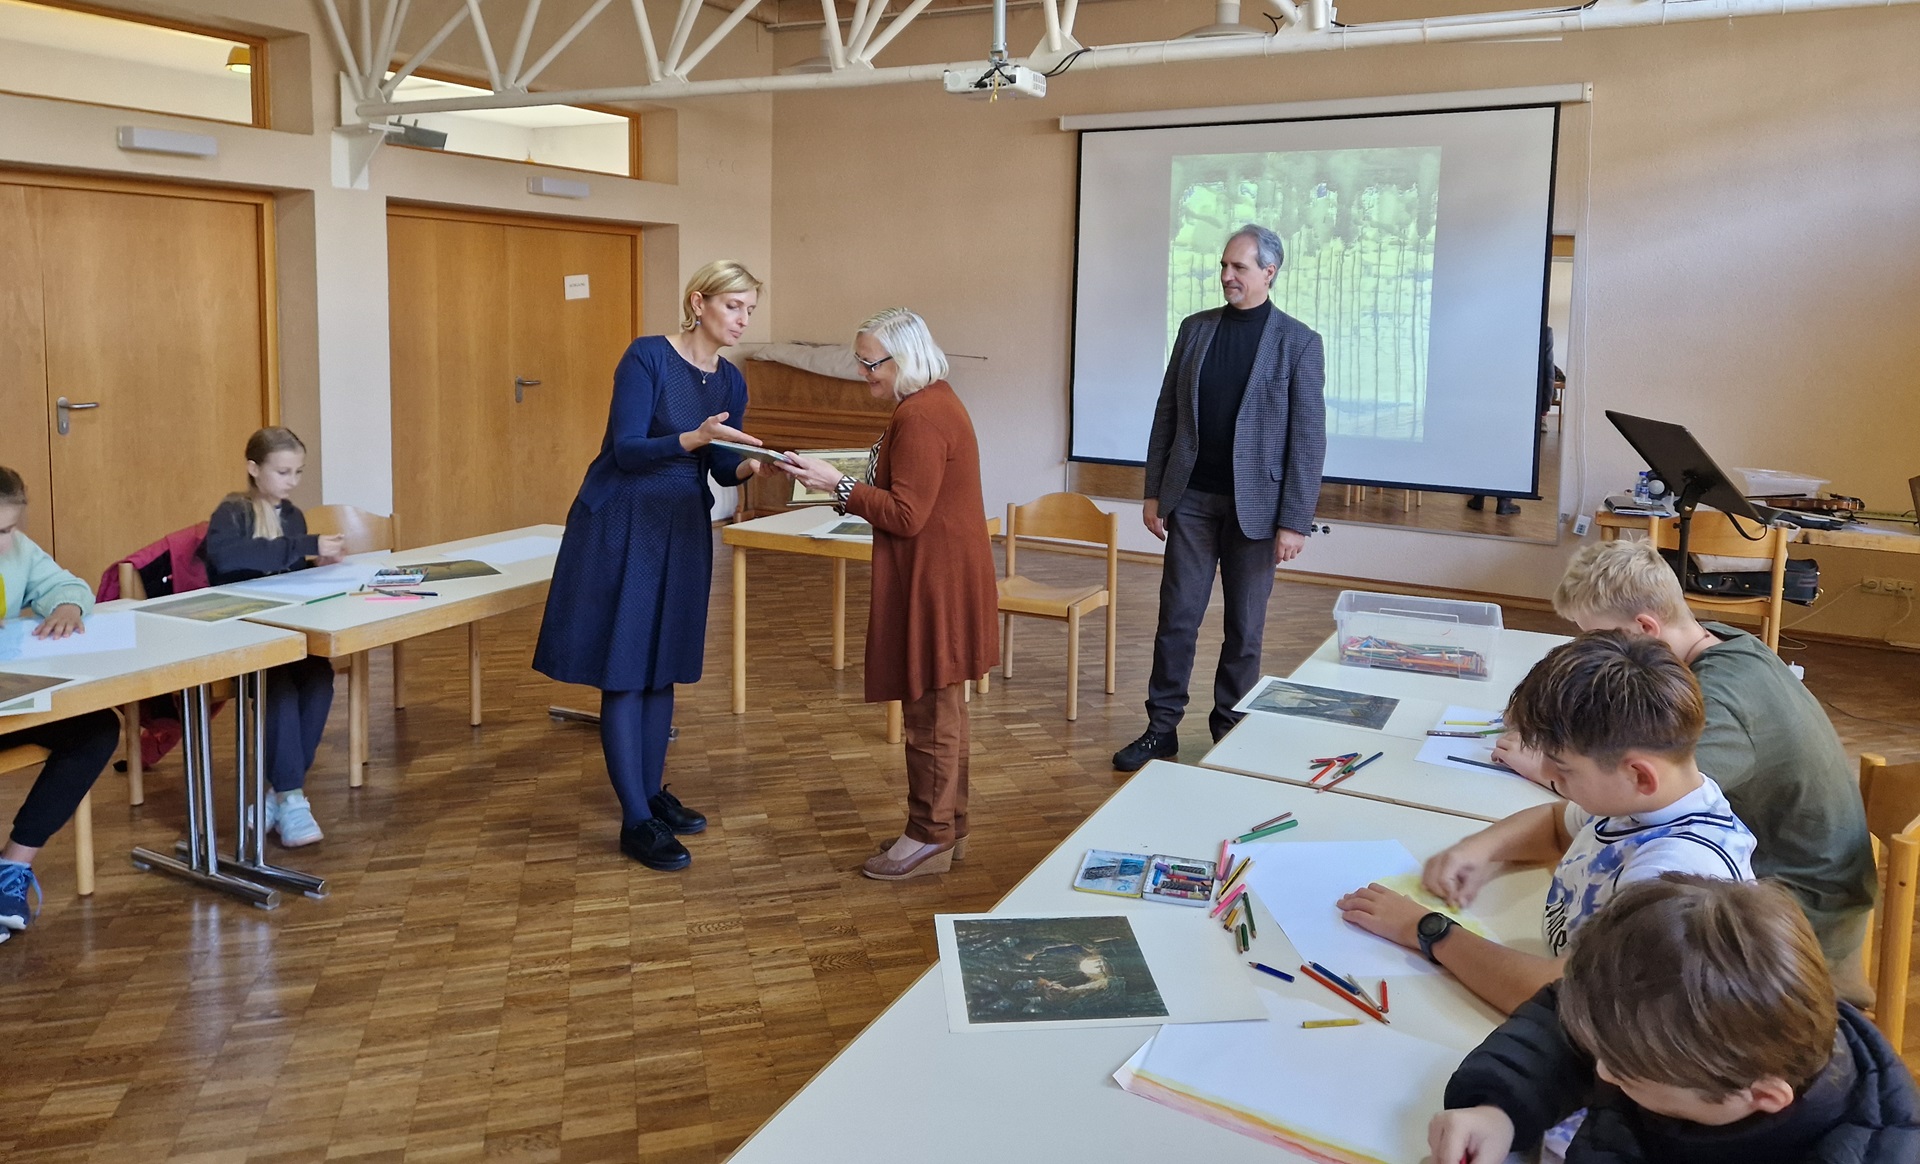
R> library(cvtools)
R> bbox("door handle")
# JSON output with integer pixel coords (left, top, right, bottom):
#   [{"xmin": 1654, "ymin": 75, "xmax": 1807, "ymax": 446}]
[
  {"xmin": 55, "ymin": 397, "xmax": 100, "ymax": 436},
  {"xmin": 514, "ymin": 377, "xmax": 541, "ymax": 404}
]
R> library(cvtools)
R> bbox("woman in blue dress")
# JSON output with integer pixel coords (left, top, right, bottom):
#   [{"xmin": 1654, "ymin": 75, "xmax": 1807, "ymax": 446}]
[{"xmin": 534, "ymin": 260, "xmax": 764, "ymax": 871}]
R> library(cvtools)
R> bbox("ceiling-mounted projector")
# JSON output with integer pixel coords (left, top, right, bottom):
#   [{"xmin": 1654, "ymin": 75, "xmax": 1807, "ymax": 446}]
[{"xmin": 942, "ymin": 62, "xmax": 1046, "ymax": 99}]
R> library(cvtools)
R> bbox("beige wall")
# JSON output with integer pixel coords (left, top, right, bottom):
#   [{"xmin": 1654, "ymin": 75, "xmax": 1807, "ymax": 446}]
[
  {"xmin": 769, "ymin": 3, "xmax": 1920, "ymax": 643},
  {"xmin": 0, "ymin": 0, "xmax": 774, "ymax": 517}
]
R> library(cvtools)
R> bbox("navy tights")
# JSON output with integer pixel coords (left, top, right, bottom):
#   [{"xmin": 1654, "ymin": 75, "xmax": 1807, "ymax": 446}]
[{"xmin": 600, "ymin": 687, "xmax": 673, "ymax": 827}]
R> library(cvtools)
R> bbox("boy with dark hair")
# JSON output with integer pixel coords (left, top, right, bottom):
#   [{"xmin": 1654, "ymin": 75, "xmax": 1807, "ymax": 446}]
[
  {"xmin": 1431, "ymin": 874, "xmax": 1920, "ymax": 1163},
  {"xmin": 1338, "ymin": 631, "xmax": 1756, "ymax": 1014}
]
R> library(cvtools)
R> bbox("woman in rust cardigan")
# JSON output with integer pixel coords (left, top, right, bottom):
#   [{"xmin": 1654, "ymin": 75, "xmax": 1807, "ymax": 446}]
[{"xmin": 780, "ymin": 309, "xmax": 999, "ymax": 881}]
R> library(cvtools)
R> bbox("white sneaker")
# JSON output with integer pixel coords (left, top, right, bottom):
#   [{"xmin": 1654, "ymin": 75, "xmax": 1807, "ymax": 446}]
[{"xmin": 272, "ymin": 790, "xmax": 324, "ymax": 848}]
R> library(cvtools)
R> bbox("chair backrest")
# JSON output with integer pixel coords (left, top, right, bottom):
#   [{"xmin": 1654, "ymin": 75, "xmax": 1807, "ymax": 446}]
[
  {"xmin": 117, "ymin": 561, "xmax": 145, "ymax": 602},
  {"xmin": 1860, "ymin": 752, "xmax": 1920, "ymax": 1049},
  {"xmin": 307, "ymin": 505, "xmax": 394, "ymax": 555},
  {"xmin": 1004, "ymin": 493, "xmax": 1119, "ymax": 588},
  {"xmin": 0, "ymin": 744, "xmax": 52, "ymax": 776},
  {"xmin": 1651, "ymin": 510, "xmax": 1789, "ymax": 565}
]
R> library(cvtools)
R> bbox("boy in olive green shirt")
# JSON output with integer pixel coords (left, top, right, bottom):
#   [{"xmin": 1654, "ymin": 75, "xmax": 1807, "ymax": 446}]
[{"xmin": 1495, "ymin": 539, "xmax": 1876, "ymax": 1001}]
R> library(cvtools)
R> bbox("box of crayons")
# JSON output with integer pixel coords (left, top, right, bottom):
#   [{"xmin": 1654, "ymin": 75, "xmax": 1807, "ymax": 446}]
[
  {"xmin": 1072, "ymin": 850, "xmax": 1216, "ymax": 905},
  {"xmin": 1333, "ymin": 591, "xmax": 1501, "ymax": 681}
]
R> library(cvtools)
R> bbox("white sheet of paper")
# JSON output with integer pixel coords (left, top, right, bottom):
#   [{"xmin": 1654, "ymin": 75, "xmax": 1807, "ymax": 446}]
[
  {"xmin": 934, "ymin": 910, "xmax": 1265, "ymax": 1033},
  {"xmin": 225, "ymin": 562, "xmax": 377, "ymax": 600},
  {"xmin": 0, "ymin": 691, "xmax": 53, "ymax": 716},
  {"xmin": 564, "ymin": 273, "xmax": 590, "ymax": 300},
  {"xmin": 1120, "ymin": 992, "xmax": 1461, "ymax": 1164},
  {"xmin": 1231, "ymin": 839, "xmax": 1445, "ymax": 978},
  {"xmin": 1415, "ymin": 704, "xmax": 1524, "ymax": 774},
  {"xmin": 8, "ymin": 611, "xmax": 140, "ymax": 660},
  {"xmin": 465, "ymin": 535, "xmax": 563, "ymax": 566}
]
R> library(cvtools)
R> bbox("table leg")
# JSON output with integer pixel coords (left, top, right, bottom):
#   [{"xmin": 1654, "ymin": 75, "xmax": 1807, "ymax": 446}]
[
  {"xmin": 468, "ymin": 623, "xmax": 483, "ymax": 727},
  {"xmin": 131, "ymin": 684, "xmax": 279, "ymax": 908},
  {"xmin": 886, "ymin": 700, "xmax": 902, "ymax": 745},
  {"xmin": 832, "ymin": 559, "xmax": 847, "ymax": 671},
  {"xmin": 391, "ymin": 641, "xmax": 407, "ymax": 710},
  {"xmin": 732, "ymin": 546, "xmax": 747, "ymax": 715},
  {"xmin": 73, "ymin": 791, "xmax": 94, "ymax": 896},
  {"xmin": 349, "ymin": 652, "xmax": 369, "ymax": 788},
  {"xmin": 121, "ymin": 702, "xmax": 143, "ymax": 806}
]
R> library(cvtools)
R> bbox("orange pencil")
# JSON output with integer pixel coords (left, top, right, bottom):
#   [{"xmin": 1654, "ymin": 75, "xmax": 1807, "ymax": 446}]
[
  {"xmin": 1379, "ymin": 979, "xmax": 1390, "ymax": 1013},
  {"xmin": 1298, "ymin": 963, "xmax": 1390, "ymax": 1024}
]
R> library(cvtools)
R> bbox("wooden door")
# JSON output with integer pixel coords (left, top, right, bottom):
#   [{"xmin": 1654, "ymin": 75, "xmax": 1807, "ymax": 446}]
[
  {"xmin": 388, "ymin": 209, "xmax": 636, "ymax": 548},
  {"xmin": 0, "ymin": 186, "xmax": 52, "ymax": 548},
  {"xmin": 0, "ymin": 177, "xmax": 272, "ymax": 586}
]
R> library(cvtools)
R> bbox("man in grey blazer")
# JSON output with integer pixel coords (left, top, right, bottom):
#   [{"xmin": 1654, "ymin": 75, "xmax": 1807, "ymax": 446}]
[{"xmin": 1114, "ymin": 224, "xmax": 1327, "ymax": 771}]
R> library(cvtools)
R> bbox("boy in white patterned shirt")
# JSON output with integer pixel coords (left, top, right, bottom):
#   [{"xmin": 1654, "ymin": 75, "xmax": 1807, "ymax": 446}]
[{"xmin": 1338, "ymin": 630, "xmax": 1755, "ymax": 1015}]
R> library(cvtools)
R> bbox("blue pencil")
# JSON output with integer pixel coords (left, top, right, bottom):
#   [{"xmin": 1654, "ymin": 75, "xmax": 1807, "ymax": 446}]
[{"xmin": 1247, "ymin": 961, "xmax": 1295, "ymax": 983}]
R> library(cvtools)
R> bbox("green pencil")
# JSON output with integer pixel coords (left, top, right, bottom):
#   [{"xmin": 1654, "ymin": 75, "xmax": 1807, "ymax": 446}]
[
  {"xmin": 304, "ymin": 591, "xmax": 349, "ymax": 605},
  {"xmin": 1233, "ymin": 819, "xmax": 1300, "ymax": 844}
]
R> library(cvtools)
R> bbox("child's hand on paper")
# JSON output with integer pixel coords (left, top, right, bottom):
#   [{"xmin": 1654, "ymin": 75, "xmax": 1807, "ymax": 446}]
[
  {"xmin": 1428, "ymin": 1106, "xmax": 1515, "ymax": 1164},
  {"xmin": 33, "ymin": 604, "xmax": 85, "ymax": 639},
  {"xmin": 1335, "ymin": 883, "xmax": 1425, "ymax": 949},
  {"xmin": 316, "ymin": 534, "xmax": 347, "ymax": 565},
  {"xmin": 1423, "ymin": 838, "xmax": 1499, "ymax": 909},
  {"xmin": 1490, "ymin": 731, "xmax": 1551, "ymax": 789}
]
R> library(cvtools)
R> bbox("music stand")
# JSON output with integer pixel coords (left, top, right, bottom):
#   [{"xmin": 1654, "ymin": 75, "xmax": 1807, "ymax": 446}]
[{"xmin": 1605, "ymin": 412, "xmax": 1771, "ymax": 586}]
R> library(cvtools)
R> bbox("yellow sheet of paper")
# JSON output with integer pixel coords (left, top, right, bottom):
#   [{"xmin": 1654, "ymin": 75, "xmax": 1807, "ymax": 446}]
[{"xmin": 1373, "ymin": 873, "xmax": 1493, "ymax": 938}]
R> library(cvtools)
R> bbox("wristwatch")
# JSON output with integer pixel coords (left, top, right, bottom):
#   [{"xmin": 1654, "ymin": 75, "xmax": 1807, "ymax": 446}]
[{"xmin": 1417, "ymin": 912, "xmax": 1458, "ymax": 964}]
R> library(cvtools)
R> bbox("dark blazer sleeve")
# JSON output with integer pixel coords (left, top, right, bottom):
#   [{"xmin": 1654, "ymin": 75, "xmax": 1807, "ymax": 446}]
[
  {"xmin": 203, "ymin": 498, "xmax": 318, "ymax": 580},
  {"xmin": 706, "ymin": 365, "xmax": 747, "ymax": 488},
  {"xmin": 1142, "ymin": 320, "xmax": 1188, "ymax": 503},
  {"xmin": 1275, "ymin": 331, "xmax": 1327, "ymax": 535},
  {"xmin": 609, "ymin": 344, "xmax": 691, "ymax": 472},
  {"xmin": 847, "ymin": 403, "xmax": 948, "ymax": 539},
  {"xmin": 1443, "ymin": 984, "xmax": 1595, "ymax": 1149}
]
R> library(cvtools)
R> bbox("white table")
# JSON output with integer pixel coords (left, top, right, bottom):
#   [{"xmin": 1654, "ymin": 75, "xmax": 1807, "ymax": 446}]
[
  {"xmin": 728, "ymin": 761, "xmax": 1550, "ymax": 1164},
  {"xmin": 2, "ymin": 608, "xmax": 308, "ymax": 905},
  {"xmin": 230, "ymin": 525, "xmax": 562, "ymax": 785},
  {"xmin": 1202, "ymin": 628, "xmax": 1567, "ymax": 822}
]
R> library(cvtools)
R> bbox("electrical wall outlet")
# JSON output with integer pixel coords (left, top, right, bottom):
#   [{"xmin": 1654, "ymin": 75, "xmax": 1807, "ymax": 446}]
[
  {"xmin": 1312, "ymin": 522, "xmax": 1333, "ymax": 535},
  {"xmin": 1898, "ymin": 579, "xmax": 1917, "ymax": 598},
  {"xmin": 1864, "ymin": 577, "xmax": 1914, "ymax": 595},
  {"xmin": 1571, "ymin": 514, "xmax": 1592, "ymax": 537}
]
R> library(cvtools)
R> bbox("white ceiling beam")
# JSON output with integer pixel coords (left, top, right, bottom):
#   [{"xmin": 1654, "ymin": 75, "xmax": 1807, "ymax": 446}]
[
  {"xmin": 382, "ymin": 3, "xmax": 473, "ymax": 97},
  {"xmin": 358, "ymin": 0, "xmax": 374, "ymax": 80},
  {"xmin": 465, "ymin": 0, "xmax": 504, "ymax": 89},
  {"xmin": 520, "ymin": 0, "xmax": 619, "ymax": 88},
  {"xmin": 819, "ymin": 0, "xmax": 848, "ymax": 68},
  {"xmin": 630, "ymin": 0, "xmax": 665, "ymax": 83},
  {"xmin": 317, "ymin": 0, "xmax": 368, "ymax": 100},
  {"xmin": 678, "ymin": 0, "xmax": 767, "ymax": 74},
  {"xmin": 859, "ymin": 0, "xmax": 935, "ymax": 62},
  {"xmin": 1040, "ymin": 0, "xmax": 1062, "ymax": 51},
  {"xmin": 374, "ymin": 0, "xmax": 413, "ymax": 84},
  {"xmin": 846, "ymin": 0, "xmax": 889, "ymax": 59},
  {"xmin": 661, "ymin": 0, "xmax": 705, "ymax": 76},
  {"xmin": 505, "ymin": 0, "xmax": 545, "ymax": 87},
  {"xmin": 1059, "ymin": 0, "xmax": 1078, "ymax": 38}
]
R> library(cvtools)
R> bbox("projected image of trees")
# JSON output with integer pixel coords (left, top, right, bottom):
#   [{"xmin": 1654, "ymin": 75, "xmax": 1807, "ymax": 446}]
[{"xmin": 1170, "ymin": 147, "xmax": 1440, "ymax": 441}]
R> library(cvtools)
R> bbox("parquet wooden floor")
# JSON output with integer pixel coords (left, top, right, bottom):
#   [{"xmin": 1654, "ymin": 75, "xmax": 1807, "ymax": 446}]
[{"xmin": 2, "ymin": 538, "xmax": 1916, "ymax": 1162}]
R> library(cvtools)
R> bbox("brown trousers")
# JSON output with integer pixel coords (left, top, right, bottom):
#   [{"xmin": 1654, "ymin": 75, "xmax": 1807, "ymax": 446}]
[{"xmin": 901, "ymin": 682, "xmax": 969, "ymax": 845}]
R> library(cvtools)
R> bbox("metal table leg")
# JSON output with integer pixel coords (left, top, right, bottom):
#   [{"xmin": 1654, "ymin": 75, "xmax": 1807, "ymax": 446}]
[
  {"xmin": 132, "ymin": 684, "xmax": 281, "ymax": 909},
  {"xmin": 170, "ymin": 671, "xmax": 327, "ymax": 899}
]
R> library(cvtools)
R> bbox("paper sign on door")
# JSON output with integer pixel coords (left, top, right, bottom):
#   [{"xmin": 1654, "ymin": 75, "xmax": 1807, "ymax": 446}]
[{"xmin": 564, "ymin": 274, "xmax": 590, "ymax": 300}]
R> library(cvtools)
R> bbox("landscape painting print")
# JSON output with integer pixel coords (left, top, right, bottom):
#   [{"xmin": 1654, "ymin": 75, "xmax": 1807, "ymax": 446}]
[
  {"xmin": 1241, "ymin": 678, "xmax": 1399, "ymax": 731},
  {"xmin": 953, "ymin": 916, "xmax": 1168, "ymax": 1025}
]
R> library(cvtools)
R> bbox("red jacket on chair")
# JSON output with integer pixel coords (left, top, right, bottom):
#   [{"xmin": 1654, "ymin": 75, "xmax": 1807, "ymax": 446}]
[{"xmin": 94, "ymin": 522, "xmax": 212, "ymax": 765}]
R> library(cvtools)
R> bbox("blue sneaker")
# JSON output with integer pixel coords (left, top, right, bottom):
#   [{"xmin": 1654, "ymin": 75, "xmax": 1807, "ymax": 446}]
[{"xmin": 0, "ymin": 860, "xmax": 41, "ymax": 933}]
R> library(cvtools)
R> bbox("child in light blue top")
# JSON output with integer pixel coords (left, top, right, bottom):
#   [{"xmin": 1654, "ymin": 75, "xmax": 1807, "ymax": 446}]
[{"xmin": 0, "ymin": 466, "xmax": 121, "ymax": 944}]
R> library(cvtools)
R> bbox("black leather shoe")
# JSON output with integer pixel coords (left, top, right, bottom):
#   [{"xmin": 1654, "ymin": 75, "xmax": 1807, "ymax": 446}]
[
  {"xmin": 1495, "ymin": 498, "xmax": 1521, "ymax": 516},
  {"xmin": 621, "ymin": 818, "xmax": 691, "ymax": 871},
  {"xmin": 1465, "ymin": 495, "xmax": 1486, "ymax": 511},
  {"xmin": 648, "ymin": 785, "xmax": 707, "ymax": 835},
  {"xmin": 1113, "ymin": 729, "xmax": 1178, "ymax": 772}
]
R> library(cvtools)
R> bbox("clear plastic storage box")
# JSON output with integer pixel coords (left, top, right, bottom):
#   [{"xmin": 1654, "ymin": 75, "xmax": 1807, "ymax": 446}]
[{"xmin": 1333, "ymin": 591, "xmax": 1503, "ymax": 681}]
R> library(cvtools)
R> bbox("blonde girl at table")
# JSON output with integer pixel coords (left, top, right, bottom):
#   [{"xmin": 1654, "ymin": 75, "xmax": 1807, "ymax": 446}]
[
  {"xmin": 779, "ymin": 309, "xmax": 998, "ymax": 880},
  {"xmin": 202, "ymin": 428, "xmax": 345, "ymax": 849},
  {"xmin": 0, "ymin": 466, "xmax": 120, "ymax": 943}
]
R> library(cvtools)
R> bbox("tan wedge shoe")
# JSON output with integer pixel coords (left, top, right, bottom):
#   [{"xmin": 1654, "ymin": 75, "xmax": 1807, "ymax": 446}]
[{"xmin": 862, "ymin": 842, "xmax": 955, "ymax": 881}]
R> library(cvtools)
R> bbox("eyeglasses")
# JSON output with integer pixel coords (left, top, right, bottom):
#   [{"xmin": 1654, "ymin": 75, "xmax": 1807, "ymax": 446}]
[{"xmin": 856, "ymin": 354, "xmax": 894, "ymax": 373}]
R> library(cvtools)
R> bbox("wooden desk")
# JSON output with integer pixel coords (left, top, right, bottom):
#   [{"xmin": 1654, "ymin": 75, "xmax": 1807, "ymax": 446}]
[
  {"xmin": 2, "ymin": 609, "xmax": 307, "ymax": 903},
  {"xmin": 1202, "ymin": 627, "xmax": 1567, "ymax": 822},
  {"xmin": 728, "ymin": 761, "xmax": 1549, "ymax": 1163},
  {"xmin": 235, "ymin": 525, "xmax": 561, "ymax": 786},
  {"xmin": 721, "ymin": 508, "xmax": 902, "ymax": 741},
  {"xmin": 1595, "ymin": 510, "xmax": 1920, "ymax": 554}
]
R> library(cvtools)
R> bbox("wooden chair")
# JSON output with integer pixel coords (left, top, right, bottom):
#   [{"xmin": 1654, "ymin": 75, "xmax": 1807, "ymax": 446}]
[
  {"xmin": 1859, "ymin": 752, "xmax": 1920, "ymax": 1050},
  {"xmin": 997, "ymin": 493, "xmax": 1118, "ymax": 721},
  {"xmin": 0, "ymin": 744, "xmax": 92, "ymax": 896},
  {"xmin": 1605, "ymin": 510, "xmax": 1791, "ymax": 651}
]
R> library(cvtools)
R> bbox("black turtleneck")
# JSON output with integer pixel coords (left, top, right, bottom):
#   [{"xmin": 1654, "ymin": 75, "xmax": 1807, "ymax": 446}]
[{"xmin": 1189, "ymin": 298, "xmax": 1273, "ymax": 496}]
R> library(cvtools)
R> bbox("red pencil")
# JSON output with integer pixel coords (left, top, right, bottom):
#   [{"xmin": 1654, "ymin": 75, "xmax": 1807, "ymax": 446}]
[
  {"xmin": 1380, "ymin": 979, "xmax": 1390, "ymax": 1013},
  {"xmin": 1298, "ymin": 963, "xmax": 1390, "ymax": 1024}
]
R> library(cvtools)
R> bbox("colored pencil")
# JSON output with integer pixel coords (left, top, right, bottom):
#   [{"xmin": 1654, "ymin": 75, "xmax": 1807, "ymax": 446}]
[
  {"xmin": 1309, "ymin": 962, "xmax": 1360, "ymax": 993},
  {"xmin": 1348, "ymin": 977, "xmax": 1381, "ymax": 1011},
  {"xmin": 1379, "ymin": 980, "xmax": 1389, "ymax": 1013},
  {"xmin": 1247, "ymin": 961, "xmax": 1294, "ymax": 982},
  {"xmin": 1208, "ymin": 881, "xmax": 1248, "ymax": 919},
  {"xmin": 1319, "ymin": 769, "xmax": 1358, "ymax": 792},
  {"xmin": 1236, "ymin": 921, "xmax": 1249, "ymax": 953},
  {"xmin": 1218, "ymin": 856, "xmax": 1252, "ymax": 895},
  {"xmin": 1444, "ymin": 719, "xmax": 1500, "ymax": 726},
  {"xmin": 1244, "ymin": 898, "xmax": 1256, "ymax": 938},
  {"xmin": 1216, "ymin": 839, "xmax": 1231, "ymax": 894},
  {"xmin": 1301, "ymin": 1018, "xmax": 1362, "ymax": 1029},
  {"xmin": 1249, "ymin": 811, "xmax": 1293, "ymax": 832},
  {"xmin": 1232, "ymin": 819, "xmax": 1299, "ymax": 844},
  {"xmin": 1299, "ymin": 963, "xmax": 1390, "ymax": 1024},
  {"xmin": 1448, "ymin": 755, "xmax": 1517, "ymax": 773},
  {"xmin": 304, "ymin": 591, "xmax": 349, "ymax": 604}
]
